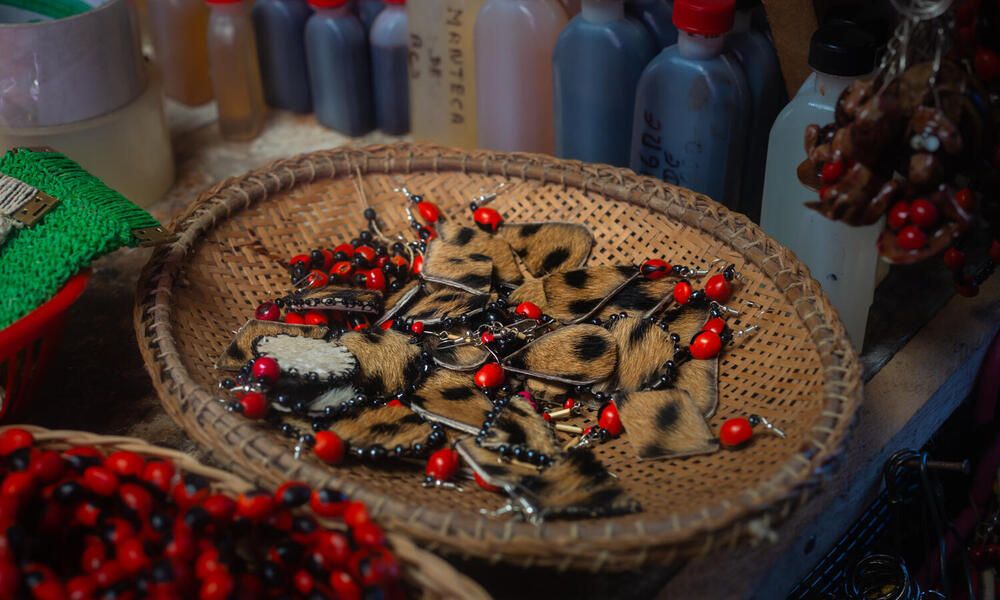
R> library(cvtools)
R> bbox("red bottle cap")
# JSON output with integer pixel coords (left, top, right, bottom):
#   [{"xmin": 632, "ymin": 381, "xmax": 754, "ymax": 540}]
[
  {"xmin": 384, "ymin": 0, "xmax": 406, "ymax": 4},
  {"xmin": 672, "ymin": 0, "xmax": 735, "ymax": 35},
  {"xmin": 307, "ymin": 0, "xmax": 351, "ymax": 7},
  {"xmin": 204, "ymin": 0, "xmax": 243, "ymax": 4}
]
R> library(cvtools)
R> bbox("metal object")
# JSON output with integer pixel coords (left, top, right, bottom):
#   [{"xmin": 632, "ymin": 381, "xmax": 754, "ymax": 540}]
[{"xmin": 0, "ymin": 0, "xmax": 146, "ymax": 128}]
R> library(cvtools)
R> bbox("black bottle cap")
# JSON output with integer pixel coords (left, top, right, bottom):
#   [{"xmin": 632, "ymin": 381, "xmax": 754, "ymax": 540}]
[
  {"xmin": 823, "ymin": 1, "xmax": 893, "ymax": 46},
  {"xmin": 808, "ymin": 23, "xmax": 878, "ymax": 77}
]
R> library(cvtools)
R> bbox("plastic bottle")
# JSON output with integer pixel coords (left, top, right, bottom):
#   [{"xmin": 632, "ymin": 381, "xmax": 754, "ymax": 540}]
[
  {"xmin": 357, "ymin": 0, "xmax": 385, "ymax": 29},
  {"xmin": 474, "ymin": 0, "xmax": 568, "ymax": 153},
  {"xmin": 148, "ymin": 0, "xmax": 214, "ymax": 106},
  {"xmin": 370, "ymin": 0, "xmax": 409, "ymax": 134},
  {"xmin": 205, "ymin": 0, "xmax": 268, "ymax": 140},
  {"xmin": 553, "ymin": 0, "xmax": 655, "ymax": 166},
  {"xmin": 726, "ymin": 0, "xmax": 786, "ymax": 222},
  {"xmin": 759, "ymin": 24, "xmax": 877, "ymax": 350},
  {"xmin": 630, "ymin": 0, "xmax": 749, "ymax": 209},
  {"xmin": 625, "ymin": 0, "xmax": 676, "ymax": 48},
  {"xmin": 560, "ymin": 0, "xmax": 581, "ymax": 15},
  {"xmin": 251, "ymin": 0, "xmax": 313, "ymax": 113},
  {"xmin": 305, "ymin": 0, "xmax": 374, "ymax": 136}
]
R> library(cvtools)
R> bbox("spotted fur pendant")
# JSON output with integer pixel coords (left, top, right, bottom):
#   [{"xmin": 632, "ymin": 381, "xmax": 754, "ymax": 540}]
[
  {"xmin": 481, "ymin": 395, "xmax": 561, "ymax": 457},
  {"xmin": 593, "ymin": 316, "xmax": 674, "ymax": 393},
  {"xmin": 397, "ymin": 282, "xmax": 488, "ymax": 324},
  {"xmin": 662, "ymin": 305, "xmax": 718, "ymax": 417},
  {"xmin": 338, "ymin": 329, "xmax": 424, "ymax": 397},
  {"xmin": 615, "ymin": 390, "xmax": 718, "ymax": 460},
  {"xmin": 407, "ymin": 369, "xmax": 494, "ymax": 434},
  {"xmin": 328, "ymin": 404, "xmax": 435, "ymax": 453},
  {"xmin": 378, "ymin": 280, "xmax": 422, "ymax": 324},
  {"xmin": 421, "ymin": 222, "xmax": 523, "ymax": 291},
  {"xmin": 279, "ymin": 285, "xmax": 383, "ymax": 314},
  {"xmin": 499, "ymin": 222, "xmax": 594, "ymax": 277},
  {"xmin": 215, "ymin": 320, "xmax": 329, "ymax": 371},
  {"xmin": 502, "ymin": 324, "xmax": 617, "ymax": 385},
  {"xmin": 427, "ymin": 339, "xmax": 490, "ymax": 371}
]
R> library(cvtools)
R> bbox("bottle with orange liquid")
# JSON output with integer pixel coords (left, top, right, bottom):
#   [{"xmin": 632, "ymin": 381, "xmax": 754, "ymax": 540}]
[
  {"xmin": 205, "ymin": 0, "xmax": 268, "ymax": 140},
  {"xmin": 148, "ymin": 0, "xmax": 214, "ymax": 106}
]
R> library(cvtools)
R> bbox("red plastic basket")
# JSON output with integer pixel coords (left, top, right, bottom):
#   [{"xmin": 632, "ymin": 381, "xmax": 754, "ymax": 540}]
[{"xmin": 0, "ymin": 270, "xmax": 90, "ymax": 422}]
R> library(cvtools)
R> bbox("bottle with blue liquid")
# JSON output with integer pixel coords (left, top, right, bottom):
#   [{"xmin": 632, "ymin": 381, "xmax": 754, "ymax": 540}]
[
  {"xmin": 625, "ymin": 0, "xmax": 676, "ymax": 48},
  {"xmin": 252, "ymin": 0, "xmax": 314, "ymax": 113},
  {"xmin": 553, "ymin": 0, "xmax": 656, "ymax": 166},
  {"xmin": 726, "ymin": 0, "xmax": 785, "ymax": 221},
  {"xmin": 357, "ymin": 0, "xmax": 385, "ymax": 29},
  {"xmin": 305, "ymin": 0, "xmax": 374, "ymax": 135},
  {"xmin": 630, "ymin": 0, "xmax": 749, "ymax": 209},
  {"xmin": 370, "ymin": 0, "xmax": 409, "ymax": 134}
]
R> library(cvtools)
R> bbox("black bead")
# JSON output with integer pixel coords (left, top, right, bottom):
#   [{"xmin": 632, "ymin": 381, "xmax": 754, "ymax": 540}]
[
  {"xmin": 151, "ymin": 560, "xmax": 174, "ymax": 583},
  {"xmin": 512, "ymin": 447, "xmax": 524, "ymax": 459},
  {"xmin": 292, "ymin": 516, "xmax": 317, "ymax": 535},
  {"xmin": 393, "ymin": 445, "xmax": 405, "ymax": 456},
  {"xmin": 294, "ymin": 401, "xmax": 308, "ymax": 413},
  {"xmin": 412, "ymin": 443, "xmax": 424, "ymax": 454},
  {"xmin": 525, "ymin": 450, "xmax": 538, "ymax": 463},
  {"xmin": 350, "ymin": 238, "xmax": 361, "ymax": 247},
  {"xmin": 475, "ymin": 436, "xmax": 484, "ymax": 446},
  {"xmin": 369, "ymin": 446, "xmax": 386, "ymax": 460},
  {"xmin": 276, "ymin": 394, "xmax": 292, "ymax": 406},
  {"xmin": 6, "ymin": 447, "xmax": 30, "ymax": 471},
  {"xmin": 354, "ymin": 447, "xmax": 366, "ymax": 457},
  {"xmin": 469, "ymin": 202, "xmax": 478, "ymax": 211},
  {"xmin": 310, "ymin": 250, "xmax": 325, "ymax": 267},
  {"xmin": 748, "ymin": 415, "xmax": 761, "ymax": 427},
  {"xmin": 220, "ymin": 378, "xmax": 235, "ymax": 389},
  {"xmin": 359, "ymin": 231, "xmax": 372, "ymax": 242},
  {"xmin": 333, "ymin": 251, "xmax": 349, "ymax": 262},
  {"xmin": 375, "ymin": 245, "xmax": 387, "ymax": 257},
  {"xmin": 363, "ymin": 208, "xmax": 376, "ymax": 220},
  {"xmin": 670, "ymin": 333, "xmax": 680, "ymax": 343},
  {"xmin": 183, "ymin": 506, "xmax": 210, "ymax": 531},
  {"xmin": 150, "ymin": 511, "xmax": 170, "ymax": 533},
  {"xmin": 53, "ymin": 480, "xmax": 84, "ymax": 502}
]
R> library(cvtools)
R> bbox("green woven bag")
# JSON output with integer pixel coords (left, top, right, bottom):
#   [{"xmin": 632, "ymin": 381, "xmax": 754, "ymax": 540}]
[{"xmin": 0, "ymin": 148, "xmax": 168, "ymax": 329}]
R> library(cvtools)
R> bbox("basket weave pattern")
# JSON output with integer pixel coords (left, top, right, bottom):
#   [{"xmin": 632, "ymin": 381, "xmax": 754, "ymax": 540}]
[
  {"xmin": 6, "ymin": 425, "xmax": 489, "ymax": 599},
  {"xmin": 135, "ymin": 143, "xmax": 862, "ymax": 570}
]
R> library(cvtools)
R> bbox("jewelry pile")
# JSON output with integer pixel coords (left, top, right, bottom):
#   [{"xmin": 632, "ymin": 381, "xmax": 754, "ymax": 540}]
[{"xmin": 214, "ymin": 186, "xmax": 782, "ymax": 521}]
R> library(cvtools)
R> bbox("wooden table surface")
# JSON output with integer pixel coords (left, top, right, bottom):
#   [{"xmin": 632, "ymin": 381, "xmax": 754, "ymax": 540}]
[{"xmin": 18, "ymin": 102, "xmax": 1000, "ymax": 600}]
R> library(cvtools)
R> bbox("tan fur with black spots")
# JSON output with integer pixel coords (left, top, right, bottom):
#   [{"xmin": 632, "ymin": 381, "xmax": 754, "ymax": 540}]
[
  {"xmin": 664, "ymin": 306, "xmax": 719, "ymax": 417},
  {"xmin": 591, "ymin": 277, "xmax": 677, "ymax": 321},
  {"xmin": 506, "ymin": 276, "xmax": 547, "ymax": 311},
  {"xmin": 503, "ymin": 324, "xmax": 617, "ymax": 385},
  {"xmin": 215, "ymin": 320, "xmax": 328, "ymax": 371},
  {"xmin": 615, "ymin": 389, "xmax": 718, "ymax": 460},
  {"xmin": 280, "ymin": 285, "xmax": 382, "ymax": 314},
  {"xmin": 428, "ymin": 340, "xmax": 489, "ymax": 371},
  {"xmin": 398, "ymin": 283, "xmax": 488, "ymax": 324},
  {"xmin": 421, "ymin": 236, "xmax": 496, "ymax": 295},
  {"xmin": 433, "ymin": 221, "xmax": 523, "ymax": 285},
  {"xmin": 482, "ymin": 396, "xmax": 561, "ymax": 456},
  {"xmin": 593, "ymin": 316, "xmax": 673, "ymax": 394},
  {"xmin": 407, "ymin": 369, "xmax": 494, "ymax": 434},
  {"xmin": 329, "ymin": 404, "xmax": 434, "ymax": 450},
  {"xmin": 339, "ymin": 329, "xmax": 423, "ymax": 397},
  {"xmin": 500, "ymin": 222, "xmax": 594, "ymax": 277},
  {"xmin": 521, "ymin": 449, "xmax": 641, "ymax": 518},
  {"xmin": 541, "ymin": 265, "xmax": 639, "ymax": 323},
  {"xmin": 378, "ymin": 279, "xmax": 421, "ymax": 324}
]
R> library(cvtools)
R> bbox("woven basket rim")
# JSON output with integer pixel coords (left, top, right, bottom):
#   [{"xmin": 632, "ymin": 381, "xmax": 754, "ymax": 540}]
[
  {"xmin": 2, "ymin": 424, "xmax": 491, "ymax": 600},
  {"xmin": 134, "ymin": 142, "xmax": 863, "ymax": 568}
]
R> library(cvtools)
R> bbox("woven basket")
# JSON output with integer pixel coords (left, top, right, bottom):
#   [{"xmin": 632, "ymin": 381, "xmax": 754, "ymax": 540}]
[
  {"xmin": 5, "ymin": 425, "xmax": 490, "ymax": 600},
  {"xmin": 135, "ymin": 143, "xmax": 863, "ymax": 570}
]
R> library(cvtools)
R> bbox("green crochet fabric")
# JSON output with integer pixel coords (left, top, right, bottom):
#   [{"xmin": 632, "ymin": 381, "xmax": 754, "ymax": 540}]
[{"xmin": 0, "ymin": 148, "xmax": 162, "ymax": 329}]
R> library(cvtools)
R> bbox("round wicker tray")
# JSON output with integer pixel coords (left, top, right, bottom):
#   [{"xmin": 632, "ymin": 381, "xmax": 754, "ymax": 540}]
[
  {"xmin": 135, "ymin": 143, "xmax": 863, "ymax": 571},
  {"xmin": 5, "ymin": 425, "xmax": 489, "ymax": 600}
]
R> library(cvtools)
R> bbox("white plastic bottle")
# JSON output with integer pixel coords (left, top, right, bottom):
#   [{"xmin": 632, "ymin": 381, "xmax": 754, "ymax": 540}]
[
  {"xmin": 759, "ymin": 23, "xmax": 877, "ymax": 350},
  {"xmin": 474, "ymin": 0, "xmax": 569, "ymax": 153}
]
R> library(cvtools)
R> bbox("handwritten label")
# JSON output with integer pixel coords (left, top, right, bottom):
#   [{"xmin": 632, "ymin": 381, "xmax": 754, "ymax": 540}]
[
  {"xmin": 445, "ymin": 7, "xmax": 467, "ymax": 125},
  {"xmin": 635, "ymin": 109, "xmax": 699, "ymax": 186}
]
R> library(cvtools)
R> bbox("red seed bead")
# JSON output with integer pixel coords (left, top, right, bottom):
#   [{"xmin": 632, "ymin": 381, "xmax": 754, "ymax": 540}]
[
  {"xmin": 719, "ymin": 418, "xmax": 753, "ymax": 448},
  {"xmin": 690, "ymin": 331, "xmax": 722, "ymax": 360},
  {"xmin": 0, "ymin": 562, "xmax": 17, "ymax": 599},
  {"xmin": 251, "ymin": 357, "xmax": 280, "ymax": 384},
  {"xmin": 909, "ymin": 198, "xmax": 938, "ymax": 228},
  {"xmin": 954, "ymin": 188, "xmax": 975, "ymax": 212},
  {"xmin": 239, "ymin": 392, "xmax": 269, "ymax": 420},
  {"xmin": 2, "ymin": 472, "xmax": 34, "ymax": 500},
  {"xmin": 376, "ymin": 256, "xmax": 389, "ymax": 268},
  {"xmin": 990, "ymin": 240, "xmax": 1000, "ymax": 263},
  {"xmin": 387, "ymin": 399, "xmax": 403, "ymax": 407},
  {"xmin": 416, "ymin": 201, "xmax": 441, "ymax": 223},
  {"xmin": 410, "ymin": 321, "xmax": 425, "ymax": 335},
  {"xmin": 83, "ymin": 466, "xmax": 119, "ymax": 496},
  {"xmin": 542, "ymin": 413, "xmax": 551, "ymax": 421},
  {"xmin": 473, "ymin": 207, "xmax": 503, "ymax": 232},
  {"xmin": 289, "ymin": 254, "xmax": 310, "ymax": 268},
  {"xmin": 317, "ymin": 531, "xmax": 351, "ymax": 566},
  {"xmin": 897, "ymin": 225, "xmax": 927, "ymax": 251},
  {"xmin": 480, "ymin": 331, "xmax": 495, "ymax": 344},
  {"xmin": 354, "ymin": 246, "xmax": 376, "ymax": 263},
  {"xmin": 117, "ymin": 538, "xmax": 150, "ymax": 573},
  {"xmin": 944, "ymin": 248, "xmax": 965, "ymax": 271},
  {"xmin": 426, "ymin": 448, "xmax": 460, "ymax": 482},
  {"xmin": 311, "ymin": 488, "xmax": 348, "ymax": 518},
  {"xmin": 352, "ymin": 521, "xmax": 385, "ymax": 548},
  {"xmin": 285, "ymin": 312, "xmax": 305, "ymax": 324},
  {"xmin": 474, "ymin": 363, "xmax": 505, "ymax": 388},
  {"xmin": 329, "ymin": 570, "xmax": 361, "ymax": 600},
  {"xmin": 119, "ymin": 483, "xmax": 153, "ymax": 518},
  {"xmin": 330, "ymin": 261, "xmax": 353, "ymax": 282},
  {"xmin": 598, "ymin": 404, "xmax": 623, "ymax": 436},
  {"xmin": 515, "ymin": 302, "xmax": 542, "ymax": 320},
  {"xmin": 349, "ymin": 315, "xmax": 370, "ymax": 331},
  {"xmin": 29, "ymin": 450, "xmax": 64, "ymax": 484},
  {"xmin": 704, "ymin": 273, "xmax": 731, "ymax": 303},
  {"xmin": 202, "ymin": 494, "xmax": 236, "ymax": 522},
  {"xmin": 412, "ymin": 254, "xmax": 424, "ymax": 275},
  {"xmin": 390, "ymin": 255, "xmax": 409, "ymax": 269},
  {"xmin": 103, "ymin": 518, "xmax": 135, "ymax": 546},
  {"xmin": 254, "ymin": 302, "xmax": 280, "ymax": 321},
  {"xmin": 304, "ymin": 310, "xmax": 328, "ymax": 327},
  {"xmin": 975, "ymin": 46, "xmax": 1000, "ymax": 81},
  {"xmin": 195, "ymin": 549, "xmax": 224, "ymax": 580},
  {"xmin": 956, "ymin": 279, "xmax": 980, "ymax": 297},
  {"xmin": 380, "ymin": 319, "xmax": 395, "ymax": 330},
  {"xmin": 366, "ymin": 269, "xmax": 386, "ymax": 291},
  {"xmin": 93, "ymin": 560, "xmax": 125, "ymax": 588},
  {"xmin": 640, "ymin": 259, "xmax": 671, "ymax": 280},
  {"xmin": 236, "ymin": 492, "xmax": 274, "ymax": 521},
  {"xmin": 343, "ymin": 502, "xmax": 370, "ymax": 528},
  {"xmin": 200, "ymin": 573, "xmax": 235, "ymax": 600},
  {"xmin": 333, "ymin": 243, "xmax": 355, "ymax": 257},
  {"xmin": 673, "ymin": 281, "xmax": 692, "ymax": 305},
  {"xmin": 65, "ymin": 575, "xmax": 96, "ymax": 600},
  {"xmin": 75, "ymin": 502, "xmax": 101, "ymax": 529},
  {"xmin": 474, "ymin": 472, "xmax": 501, "ymax": 492},
  {"xmin": 305, "ymin": 270, "xmax": 329, "ymax": 289},
  {"xmin": 0, "ymin": 428, "xmax": 34, "ymax": 456},
  {"xmin": 141, "ymin": 460, "xmax": 175, "ymax": 493},
  {"xmin": 702, "ymin": 317, "xmax": 726, "ymax": 335},
  {"xmin": 887, "ymin": 201, "xmax": 910, "ymax": 231},
  {"xmin": 313, "ymin": 431, "xmax": 346, "ymax": 464},
  {"xmin": 80, "ymin": 543, "xmax": 105, "ymax": 572},
  {"xmin": 820, "ymin": 160, "xmax": 845, "ymax": 184},
  {"xmin": 291, "ymin": 570, "xmax": 314, "ymax": 596},
  {"xmin": 106, "ymin": 451, "xmax": 145, "ymax": 478},
  {"xmin": 563, "ymin": 398, "xmax": 576, "ymax": 410},
  {"xmin": 30, "ymin": 580, "xmax": 66, "ymax": 600}
]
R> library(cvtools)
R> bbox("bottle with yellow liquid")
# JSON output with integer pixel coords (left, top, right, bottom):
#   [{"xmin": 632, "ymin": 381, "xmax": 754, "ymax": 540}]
[
  {"xmin": 205, "ymin": 0, "xmax": 268, "ymax": 140},
  {"xmin": 407, "ymin": 0, "xmax": 484, "ymax": 149},
  {"xmin": 148, "ymin": 0, "xmax": 214, "ymax": 106}
]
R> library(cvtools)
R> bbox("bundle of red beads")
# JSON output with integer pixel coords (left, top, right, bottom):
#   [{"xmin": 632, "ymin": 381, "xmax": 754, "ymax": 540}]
[{"xmin": 0, "ymin": 429, "xmax": 406, "ymax": 600}]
